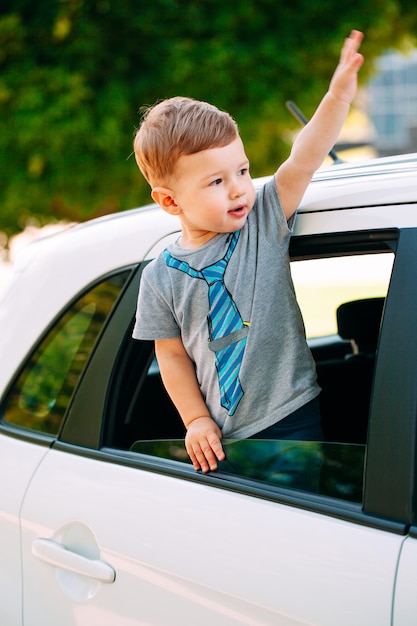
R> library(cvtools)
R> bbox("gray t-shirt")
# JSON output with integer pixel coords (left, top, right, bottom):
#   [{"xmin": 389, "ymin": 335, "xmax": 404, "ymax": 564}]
[{"xmin": 133, "ymin": 177, "xmax": 320, "ymax": 438}]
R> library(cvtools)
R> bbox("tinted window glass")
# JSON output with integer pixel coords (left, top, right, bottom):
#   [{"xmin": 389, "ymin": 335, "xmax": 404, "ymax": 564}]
[{"xmin": 2, "ymin": 271, "xmax": 130, "ymax": 435}]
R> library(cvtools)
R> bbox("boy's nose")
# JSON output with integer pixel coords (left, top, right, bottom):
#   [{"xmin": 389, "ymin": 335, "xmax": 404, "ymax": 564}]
[{"xmin": 230, "ymin": 180, "xmax": 245, "ymax": 198}]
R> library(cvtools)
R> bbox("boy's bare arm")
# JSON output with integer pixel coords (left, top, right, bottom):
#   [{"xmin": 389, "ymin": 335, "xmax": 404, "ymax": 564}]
[
  {"xmin": 155, "ymin": 337, "xmax": 225, "ymax": 472},
  {"xmin": 276, "ymin": 30, "xmax": 364, "ymax": 220}
]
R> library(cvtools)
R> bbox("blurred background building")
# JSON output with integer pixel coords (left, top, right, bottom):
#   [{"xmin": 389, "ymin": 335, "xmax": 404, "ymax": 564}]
[{"xmin": 366, "ymin": 50, "xmax": 417, "ymax": 156}]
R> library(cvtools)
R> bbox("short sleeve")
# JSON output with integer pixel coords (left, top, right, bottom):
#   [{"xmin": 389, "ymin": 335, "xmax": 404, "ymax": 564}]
[
  {"xmin": 255, "ymin": 177, "xmax": 296, "ymax": 241},
  {"xmin": 132, "ymin": 261, "xmax": 180, "ymax": 341}
]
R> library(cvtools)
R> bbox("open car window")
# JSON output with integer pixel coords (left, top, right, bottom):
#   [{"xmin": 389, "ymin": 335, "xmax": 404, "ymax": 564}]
[
  {"xmin": 292, "ymin": 252, "xmax": 394, "ymax": 339},
  {"xmin": 105, "ymin": 232, "xmax": 396, "ymax": 505}
]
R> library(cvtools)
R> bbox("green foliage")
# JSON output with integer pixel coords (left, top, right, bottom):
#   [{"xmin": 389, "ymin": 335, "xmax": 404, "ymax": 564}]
[{"xmin": 0, "ymin": 0, "xmax": 416, "ymax": 235}]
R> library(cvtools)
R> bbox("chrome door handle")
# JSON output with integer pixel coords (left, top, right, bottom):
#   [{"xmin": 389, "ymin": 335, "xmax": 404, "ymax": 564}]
[{"xmin": 32, "ymin": 538, "xmax": 116, "ymax": 583}]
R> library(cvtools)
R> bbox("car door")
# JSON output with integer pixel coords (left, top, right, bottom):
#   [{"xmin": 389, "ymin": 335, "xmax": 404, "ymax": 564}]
[
  {"xmin": 20, "ymin": 444, "xmax": 404, "ymax": 626},
  {"xmin": 18, "ymin": 227, "xmax": 415, "ymax": 625}
]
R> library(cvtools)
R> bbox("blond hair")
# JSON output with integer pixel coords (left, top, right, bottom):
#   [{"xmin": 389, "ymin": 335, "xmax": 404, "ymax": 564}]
[{"xmin": 134, "ymin": 97, "xmax": 239, "ymax": 186}]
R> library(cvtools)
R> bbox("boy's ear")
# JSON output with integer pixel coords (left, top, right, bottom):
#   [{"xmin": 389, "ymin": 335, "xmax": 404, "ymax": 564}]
[{"xmin": 151, "ymin": 187, "xmax": 181, "ymax": 215}]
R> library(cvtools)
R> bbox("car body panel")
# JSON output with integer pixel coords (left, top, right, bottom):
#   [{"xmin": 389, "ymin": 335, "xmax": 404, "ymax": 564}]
[
  {"xmin": 300, "ymin": 166, "xmax": 417, "ymax": 211},
  {"xmin": 294, "ymin": 203, "xmax": 417, "ymax": 237},
  {"xmin": 21, "ymin": 447, "xmax": 402, "ymax": 626}
]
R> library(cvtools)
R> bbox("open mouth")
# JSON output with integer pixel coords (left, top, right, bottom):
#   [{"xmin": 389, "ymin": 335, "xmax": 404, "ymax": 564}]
[{"xmin": 229, "ymin": 205, "xmax": 246, "ymax": 216}]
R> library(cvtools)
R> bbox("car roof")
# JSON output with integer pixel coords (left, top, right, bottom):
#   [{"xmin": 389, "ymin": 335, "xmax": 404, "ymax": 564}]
[
  {"xmin": 299, "ymin": 152, "xmax": 417, "ymax": 211},
  {"xmin": 253, "ymin": 152, "xmax": 417, "ymax": 211}
]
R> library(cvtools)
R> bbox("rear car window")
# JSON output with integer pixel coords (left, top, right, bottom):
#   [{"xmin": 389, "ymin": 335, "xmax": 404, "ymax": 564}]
[{"xmin": 1, "ymin": 270, "xmax": 131, "ymax": 436}]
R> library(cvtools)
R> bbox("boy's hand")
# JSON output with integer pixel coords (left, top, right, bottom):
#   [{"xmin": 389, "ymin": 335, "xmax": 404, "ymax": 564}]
[
  {"xmin": 329, "ymin": 30, "xmax": 364, "ymax": 105},
  {"xmin": 185, "ymin": 416, "xmax": 225, "ymax": 473}
]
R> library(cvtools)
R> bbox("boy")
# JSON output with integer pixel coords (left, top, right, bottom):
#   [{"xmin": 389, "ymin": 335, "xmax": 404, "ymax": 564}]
[{"xmin": 133, "ymin": 30, "xmax": 364, "ymax": 473}]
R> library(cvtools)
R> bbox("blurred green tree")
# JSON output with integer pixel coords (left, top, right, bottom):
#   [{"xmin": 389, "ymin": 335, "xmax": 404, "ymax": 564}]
[{"xmin": 0, "ymin": 0, "xmax": 416, "ymax": 235}]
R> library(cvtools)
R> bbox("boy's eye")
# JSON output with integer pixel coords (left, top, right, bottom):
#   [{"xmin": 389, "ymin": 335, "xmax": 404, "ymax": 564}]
[
  {"xmin": 239, "ymin": 168, "xmax": 249, "ymax": 176},
  {"xmin": 210, "ymin": 178, "xmax": 222, "ymax": 186}
]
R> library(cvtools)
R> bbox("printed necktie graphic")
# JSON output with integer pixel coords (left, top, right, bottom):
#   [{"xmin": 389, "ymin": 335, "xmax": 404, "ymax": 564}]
[{"xmin": 164, "ymin": 231, "xmax": 248, "ymax": 415}]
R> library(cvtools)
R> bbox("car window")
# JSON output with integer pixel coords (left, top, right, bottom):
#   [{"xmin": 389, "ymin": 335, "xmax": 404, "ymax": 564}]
[
  {"xmin": 1, "ymin": 270, "xmax": 131, "ymax": 436},
  {"xmin": 130, "ymin": 439, "xmax": 365, "ymax": 502},
  {"xmin": 106, "ymin": 242, "xmax": 395, "ymax": 504},
  {"xmin": 292, "ymin": 250, "xmax": 394, "ymax": 449},
  {"xmin": 291, "ymin": 253, "xmax": 394, "ymax": 338}
]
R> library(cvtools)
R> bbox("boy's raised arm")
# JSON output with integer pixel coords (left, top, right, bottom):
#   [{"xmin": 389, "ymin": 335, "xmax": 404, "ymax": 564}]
[{"xmin": 276, "ymin": 30, "xmax": 364, "ymax": 220}]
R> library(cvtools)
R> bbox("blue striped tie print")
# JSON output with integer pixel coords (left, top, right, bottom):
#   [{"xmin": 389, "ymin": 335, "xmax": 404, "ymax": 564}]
[{"xmin": 164, "ymin": 231, "xmax": 246, "ymax": 415}]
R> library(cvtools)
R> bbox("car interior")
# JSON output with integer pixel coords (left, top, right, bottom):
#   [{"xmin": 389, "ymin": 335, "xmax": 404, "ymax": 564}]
[{"xmin": 315, "ymin": 296, "xmax": 384, "ymax": 444}]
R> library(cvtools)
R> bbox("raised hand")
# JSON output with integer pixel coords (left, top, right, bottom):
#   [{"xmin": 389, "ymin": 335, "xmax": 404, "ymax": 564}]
[{"xmin": 329, "ymin": 30, "xmax": 364, "ymax": 104}]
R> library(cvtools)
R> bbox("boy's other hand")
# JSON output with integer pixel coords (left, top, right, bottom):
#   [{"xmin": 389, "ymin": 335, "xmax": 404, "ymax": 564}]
[{"xmin": 185, "ymin": 416, "xmax": 225, "ymax": 473}]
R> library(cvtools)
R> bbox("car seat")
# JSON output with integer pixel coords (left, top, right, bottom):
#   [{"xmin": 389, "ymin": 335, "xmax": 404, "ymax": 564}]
[{"xmin": 316, "ymin": 297, "xmax": 385, "ymax": 444}]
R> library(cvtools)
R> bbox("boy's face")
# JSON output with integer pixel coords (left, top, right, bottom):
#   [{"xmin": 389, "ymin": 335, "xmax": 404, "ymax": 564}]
[{"xmin": 156, "ymin": 136, "xmax": 256, "ymax": 248}]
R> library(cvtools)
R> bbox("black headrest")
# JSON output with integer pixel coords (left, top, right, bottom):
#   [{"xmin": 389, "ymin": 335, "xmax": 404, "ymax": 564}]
[{"xmin": 337, "ymin": 297, "xmax": 385, "ymax": 353}]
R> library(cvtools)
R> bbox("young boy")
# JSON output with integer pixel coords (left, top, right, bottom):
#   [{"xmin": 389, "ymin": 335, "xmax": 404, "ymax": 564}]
[{"xmin": 133, "ymin": 30, "xmax": 364, "ymax": 473}]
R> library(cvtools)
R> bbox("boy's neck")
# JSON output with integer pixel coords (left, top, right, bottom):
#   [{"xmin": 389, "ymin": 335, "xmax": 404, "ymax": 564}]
[{"xmin": 178, "ymin": 229, "xmax": 220, "ymax": 250}]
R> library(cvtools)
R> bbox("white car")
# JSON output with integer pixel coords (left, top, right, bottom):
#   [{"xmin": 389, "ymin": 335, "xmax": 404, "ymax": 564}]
[{"xmin": 1, "ymin": 153, "xmax": 417, "ymax": 625}]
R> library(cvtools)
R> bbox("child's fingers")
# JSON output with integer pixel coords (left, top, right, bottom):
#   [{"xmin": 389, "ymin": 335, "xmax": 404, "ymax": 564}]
[
  {"xmin": 340, "ymin": 30, "xmax": 364, "ymax": 63},
  {"xmin": 185, "ymin": 421, "xmax": 224, "ymax": 472},
  {"xmin": 349, "ymin": 30, "xmax": 364, "ymax": 47},
  {"xmin": 187, "ymin": 438, "xmax": 221, "ymax": 473},
  {"xmin": 207, "ymin": 434, "xmax": 225, "ymax": 462}
]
